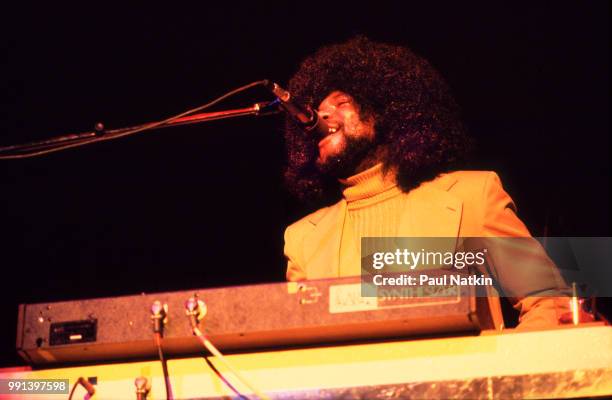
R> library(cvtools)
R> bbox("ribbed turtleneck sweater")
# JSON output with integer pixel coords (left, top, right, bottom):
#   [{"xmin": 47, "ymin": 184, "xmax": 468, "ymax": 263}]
[{"xmin": 339, "ymin": 163, "xmax": 405, "ymax": 242}]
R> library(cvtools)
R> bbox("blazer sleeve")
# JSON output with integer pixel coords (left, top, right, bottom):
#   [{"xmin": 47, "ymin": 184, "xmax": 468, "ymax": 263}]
[{"xmin": 480, "ymin": 172, "xmax": 570, "ymax": 329}]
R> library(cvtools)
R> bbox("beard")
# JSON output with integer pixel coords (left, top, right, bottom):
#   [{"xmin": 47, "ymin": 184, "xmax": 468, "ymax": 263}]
[{"xmin": 316, "ymin": 135, "xmax": 375, "ymax": 179}]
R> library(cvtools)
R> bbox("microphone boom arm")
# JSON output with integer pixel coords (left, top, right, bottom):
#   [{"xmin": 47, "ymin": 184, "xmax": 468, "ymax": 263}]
[{"xmin": 0, "ymin": 100, "xmax": 280, "ymax": 159}]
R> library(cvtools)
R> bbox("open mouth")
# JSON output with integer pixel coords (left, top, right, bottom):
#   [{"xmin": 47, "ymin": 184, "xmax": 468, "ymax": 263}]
[
  {"xmin": 318, "ymin": 129, "xmax": 341, "ymax": 148},
  {"xmin": 318, "ymin": 124, "xmax": 342, "ymax": 147}
]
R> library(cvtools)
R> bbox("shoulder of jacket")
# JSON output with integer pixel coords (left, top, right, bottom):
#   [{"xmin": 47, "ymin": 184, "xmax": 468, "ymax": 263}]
[
  {"xmin": 434, "ymin": 170, "xmax": 500, "ymax": 191},
  {"xmin": 286, "ymin": 200, "xmax": 343, "ymax": 231}
]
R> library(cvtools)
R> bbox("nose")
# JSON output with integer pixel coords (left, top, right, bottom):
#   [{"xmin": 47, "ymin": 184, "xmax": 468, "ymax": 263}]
[{"xmin": 317, "ymin": 108, "xmax": 332, "ymax": 120}]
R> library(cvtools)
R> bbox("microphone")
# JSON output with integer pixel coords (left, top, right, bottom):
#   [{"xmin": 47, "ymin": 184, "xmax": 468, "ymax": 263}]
[{"xmin": 264, "ymin": 80, "xmax": 329, "ymax": 136}]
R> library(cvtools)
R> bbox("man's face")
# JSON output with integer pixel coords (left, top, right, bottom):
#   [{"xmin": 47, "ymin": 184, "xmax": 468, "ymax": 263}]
[{"xmin": 315, "ymin": 91, "xmax": 376, "ymax": 177}]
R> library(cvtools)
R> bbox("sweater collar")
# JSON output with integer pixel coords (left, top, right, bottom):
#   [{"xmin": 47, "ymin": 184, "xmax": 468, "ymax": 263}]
[{"xmin": 339, "ymin": 163, "xmax": 398, "ymax": 203}]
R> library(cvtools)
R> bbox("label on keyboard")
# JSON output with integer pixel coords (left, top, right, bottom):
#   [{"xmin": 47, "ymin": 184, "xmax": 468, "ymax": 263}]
[{"xmin": 329, "ymin": 283, "xmax": 461, "ymax": 314}]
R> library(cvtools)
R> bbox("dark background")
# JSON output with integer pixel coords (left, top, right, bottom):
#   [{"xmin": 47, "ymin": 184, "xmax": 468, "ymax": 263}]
[{"xmin": 1, "ymin": 2, "xmax": 609, "ymax": 366}]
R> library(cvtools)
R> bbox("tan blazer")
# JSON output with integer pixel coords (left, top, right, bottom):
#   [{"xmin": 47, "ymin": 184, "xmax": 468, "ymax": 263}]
[{"xmin": 284, "ymin": 171, "xmax": 569, "ymax": 329}]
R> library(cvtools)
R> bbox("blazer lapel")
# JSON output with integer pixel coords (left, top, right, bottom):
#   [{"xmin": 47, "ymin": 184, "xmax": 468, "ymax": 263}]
[
  {"xmin": 401, "ymin": 183, "xmax": 463, "ymax": 237},
  {"xmin": 398, "ymin": 176, "xmax": 463, "ymax": 262},
  {"xmin": 302, "ymin": 200, "xmax": 347, "ymax": 279}
]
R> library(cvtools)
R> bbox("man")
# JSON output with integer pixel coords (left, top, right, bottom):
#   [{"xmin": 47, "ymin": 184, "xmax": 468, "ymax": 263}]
[{"xmin": 282, "ymin": 36, "xmax": 569, "ymax": 329}]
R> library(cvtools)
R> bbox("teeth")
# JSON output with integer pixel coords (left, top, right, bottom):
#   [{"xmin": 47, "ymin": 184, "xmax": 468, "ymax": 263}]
[{"xmin": 329, "ymin": 127, "xmax": 338, "ymax": 133}]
